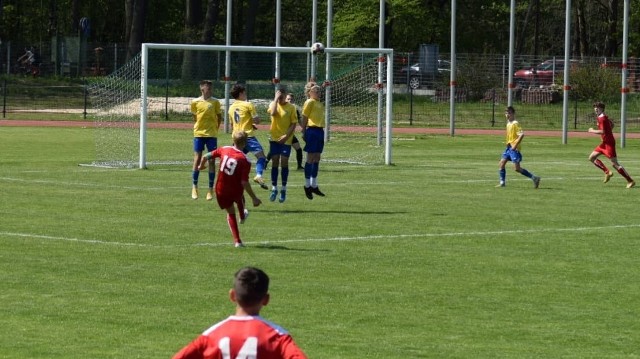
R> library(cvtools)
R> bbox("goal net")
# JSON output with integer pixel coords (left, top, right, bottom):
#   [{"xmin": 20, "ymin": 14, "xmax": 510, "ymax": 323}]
[{"xmin": 86, "ymin": 44, "xmax": 393, "ymax": 169}]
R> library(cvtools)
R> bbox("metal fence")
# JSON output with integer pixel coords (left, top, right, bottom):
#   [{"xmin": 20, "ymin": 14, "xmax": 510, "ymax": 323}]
[{"xmin": 2, "ymin": 46, "xmax": 640, "ymax": 131}]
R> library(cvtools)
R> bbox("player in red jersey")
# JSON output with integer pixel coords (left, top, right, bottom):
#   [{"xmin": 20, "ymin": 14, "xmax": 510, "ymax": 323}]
[
  {"xmin": 588, "ymin": 101, "xmax": 635, "ymax": 188},
  {"xmin": 172, "ymin": 266, "xmax": 308, "ymax": 359},
  {"xmin": 198, "ymin": 131, "xmax": 262, "ymax": 247}
]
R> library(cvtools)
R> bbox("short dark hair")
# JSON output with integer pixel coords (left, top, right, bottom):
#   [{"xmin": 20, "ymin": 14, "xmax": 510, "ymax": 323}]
[
  {"xmin": 200, "ymin": 80, "xmax": 212, "ymax": 86},
  {"xmin": 506, "ymin": 106, "xmax": 515, "ymax": 114},
  {"xmin": 233, "ymin": 267, "xmax": 269, "ymax": 307},
  {"xmin": 230, "ymin": 84, "xmax": 246, "ymax": 99},
  {"xmin": 593, "ymin": 101, "xmax": 605, "ymax": 110}
]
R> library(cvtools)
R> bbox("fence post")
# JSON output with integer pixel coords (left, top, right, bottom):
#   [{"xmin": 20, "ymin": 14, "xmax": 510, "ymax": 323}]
[
  {"xmin": 2, "ymin": 79, "xmax": 6, "ymax": 118},
  {"xmin": 83, "ymin": 79, "xmax": 88, "ymax": 119}
]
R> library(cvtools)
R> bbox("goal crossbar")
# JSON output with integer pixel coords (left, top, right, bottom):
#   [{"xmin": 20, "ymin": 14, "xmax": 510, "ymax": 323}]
[{"xmin": 139, "ymin": 43, "xmax": 394, "ymax": 169}]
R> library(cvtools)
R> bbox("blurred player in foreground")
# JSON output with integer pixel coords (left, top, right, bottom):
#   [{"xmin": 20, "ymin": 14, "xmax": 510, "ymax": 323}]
[
  {"xmin": 172, "ymin": 266, "xmax": 308, "ymax": 359},
  {"xmin": 198, "ymin": 131, "xmax": 262, "ymax": 247},
  {"xmin": 588, "ymin": 101, "xmax": 635, "ymax": 188},
  {"xmin": 496, "ymin": 106, "xmax": 541, "ymax": 188}
]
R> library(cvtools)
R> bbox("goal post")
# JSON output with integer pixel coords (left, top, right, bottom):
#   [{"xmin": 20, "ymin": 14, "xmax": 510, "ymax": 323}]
[{"xmin": 88, "ymin": 43, "xmax": 394, "ymax": 169}]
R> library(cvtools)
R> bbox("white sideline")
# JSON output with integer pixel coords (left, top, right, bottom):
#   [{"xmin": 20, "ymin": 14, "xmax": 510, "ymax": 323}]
[{"xmin": 2, "ymin": 224, "xmax": 640, "ymax": 249}]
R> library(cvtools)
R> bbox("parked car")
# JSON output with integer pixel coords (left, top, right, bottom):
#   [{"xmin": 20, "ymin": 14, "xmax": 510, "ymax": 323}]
[
  {"xmin": 513, "ymin": 59, "xmax": 575, "ymax": 88},
  {"xmin": 399, "ymin": 60, "xmax": 451, "ymax": 89}
]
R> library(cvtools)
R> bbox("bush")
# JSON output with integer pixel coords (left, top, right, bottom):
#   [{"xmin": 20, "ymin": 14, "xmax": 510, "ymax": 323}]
[{"xmin": 569, "ymin": 64, "xmax": 619, "ymax": 103}]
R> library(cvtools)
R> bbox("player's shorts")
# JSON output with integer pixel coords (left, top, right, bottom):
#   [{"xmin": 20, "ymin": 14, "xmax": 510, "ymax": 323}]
[
  {"xmin": 594, "ymin": 142, "xmax": 617, "ymax": 158},
  {"xmin": 269, "ymin": 141, "xmax": 292, "ymax": 158},
  {"xmin": 303, "ymin": 127, "xmax": 325, "ymax": 153},
  {"xmin": 216, "ymin": 192, "xmax": 244, "ymax": 211},
  {"xmin": 193, "ymin": 137, "xmax": 217, "ymax": 153},
  {"xmin": 243, "ymin": 136, "xmax": 264, "ymax": 155},
  {"xmin": 501, "ymin": 145, "xmax": 522, "ymax": 163}
]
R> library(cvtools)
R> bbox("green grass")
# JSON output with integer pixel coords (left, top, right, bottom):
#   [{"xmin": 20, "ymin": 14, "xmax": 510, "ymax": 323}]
[{"xmin": 2, "ymin": 127, "xmax": 640, "ymax": 358}]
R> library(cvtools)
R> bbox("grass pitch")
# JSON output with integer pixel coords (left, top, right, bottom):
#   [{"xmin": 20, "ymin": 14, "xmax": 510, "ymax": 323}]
[{"xmin": 1, "ymin": 126, "xmax": 639, "ymax": 358}]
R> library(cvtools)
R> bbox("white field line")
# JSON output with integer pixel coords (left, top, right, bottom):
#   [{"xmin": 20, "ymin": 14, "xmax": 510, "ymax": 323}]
[{"xmin": 2, "ymin": 224, "xmax": 640, "ymax": 249}]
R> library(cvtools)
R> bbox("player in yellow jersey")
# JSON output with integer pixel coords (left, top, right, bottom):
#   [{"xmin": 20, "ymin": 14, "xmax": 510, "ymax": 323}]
[
  {"xmin": 228, "ymin": 84, "xmax": 268, "ymax": 189},
  {"xmin": 301, "ymin": 82, "xmax": 327, "ymax": 199},
  {"xmin": 266, "ymin": 86, "xmax": 298, "ymax": 203},
  {"xmin": 497, "ymin": 106, "xmax": 540, "ymax": 188},
  {"xmin": 190, "ymin": 80, "xmax": 222, "ymax": 200}
]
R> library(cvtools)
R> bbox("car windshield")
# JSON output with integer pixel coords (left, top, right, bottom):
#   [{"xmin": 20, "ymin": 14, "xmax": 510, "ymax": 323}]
[{"xmin": 538, "ymin": 61, "xmax": 563, "ymax": 71}]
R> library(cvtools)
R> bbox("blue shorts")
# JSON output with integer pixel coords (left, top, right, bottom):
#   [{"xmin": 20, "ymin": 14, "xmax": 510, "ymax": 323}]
[
  {"xmin": 501, "ymin": 146, "xmax": 522, "ymax": 163},
  {"xmin": 243, "ymin": 136, "xmax": 264, "ymax": 155},
  {"xmin": 269, "ymin": 141, "xmax": 292, "ymax": 158},
  {"xmin": 194, "ymin": 137, "xmax": 217, "ymax": 153},
  {"xmin": 303, "ymin": 127, "xmax": 325, "ymax": 154}
]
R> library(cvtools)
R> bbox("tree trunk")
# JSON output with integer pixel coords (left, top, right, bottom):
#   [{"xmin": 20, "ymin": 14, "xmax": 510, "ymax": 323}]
[
  {"xmin": 605, "ymin": 0, "xmax": 619, "ymax": 56},
  {"xmin": 242, "ymin": 0, "xmax": 259, "ymax": 45},
  {"xmin": 125, "ymin": 0, "xmax": 134, "ymax": 46},
  {"xmin": 201, "ymin": 0, "xmax": 221, "ymax": 44},
  {"xmin": 127, "ymin": 0, "xmax": 147, "ymax": 61}
]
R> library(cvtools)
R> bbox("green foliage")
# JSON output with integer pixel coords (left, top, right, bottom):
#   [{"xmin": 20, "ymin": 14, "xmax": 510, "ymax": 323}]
[
  {"xmin": 3, "ymin": 127, "xmax": 640, "ymax": 357},
  {"xmin": 569, "ymin": 65, "xmax": 620, "ymax": 103}
]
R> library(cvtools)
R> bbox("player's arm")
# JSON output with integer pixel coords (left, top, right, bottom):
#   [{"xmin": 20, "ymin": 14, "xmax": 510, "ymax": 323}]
[
  {"xmin": 242, "ymin": 181, "xmax": 262, "ymax": 207},
  {"xmin": 510, "ymin": 132, "xmax": 524, "ymax": 150},
  {"xmin": 172, "ymin": 336, "xmax": 208, "ymax": 359},
  {"xmin": 588, "ymin": 127, "xmax": 603, "ymax": 134},
  {"xmin": 198, "ymin": 150, "xmax": 216, "ymax": 170},
  {"xmin": 279, "ymin": 122, "xmax": 297, "ymax": 144}
]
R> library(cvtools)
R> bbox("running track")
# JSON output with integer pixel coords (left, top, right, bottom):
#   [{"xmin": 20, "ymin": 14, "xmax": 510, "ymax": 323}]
[{"xmin": 3, "ymin": 119, "xmax": 640, "ymax": 139}]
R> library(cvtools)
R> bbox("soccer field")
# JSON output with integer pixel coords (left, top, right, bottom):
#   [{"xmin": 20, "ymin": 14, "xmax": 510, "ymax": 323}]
[{"xmin": 1, "ymin": 126, "xmax": 639, "ymax": 358}]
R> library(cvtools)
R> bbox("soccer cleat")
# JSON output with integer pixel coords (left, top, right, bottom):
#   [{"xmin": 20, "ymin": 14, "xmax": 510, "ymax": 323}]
[
  {"xmin": 253, "ymin": 176, "xmax": 268, "ymax": 189},
  {"xmin": 627, "ymin": 181, "xmax": 636, "ymax": 189},
  {"xmin": 297, "ymin": 166, "xmax": 304, "ymax": 171},
  {"xmin": 279, "ymin": 189, "xmax": 287, "ymax": 203},
  {"xmin": 240, "ymin": 209, "xmax": 249, "ymax": 224},
  {"xmin": 269, "ymin": 189, "xmax": 277, "ymax": 202},
  {"xmin": 311, "ymin": 187, "xmax": 325, "ymax": 197},
  {"xmin": 495, "ymin": 182, "xmax": 505, "ymax": 188},
  {"xmin": 234, "ymin": 242, "xmax": 245, "ymax": 248},
  {"xmin": 533, "ymin": 176, "xmax": 541, "ymax": 189},
  {"xmin": 191, "ymin": 187, "xmax": 199, "ymax": 200},
  {"xmin": 206, "ymin": 189, "xmax": 214, "ymax": 201},
  {"xmin": 604, "ymin": 171, "xmax": 613, "ymax": 183},
  {"xmin": 304, "ymin": 186, "xmax": 313, "ymax": 200}
]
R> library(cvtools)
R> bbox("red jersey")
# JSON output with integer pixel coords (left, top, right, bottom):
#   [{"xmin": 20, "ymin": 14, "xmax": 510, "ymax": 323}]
[
  {"xmin": 593, "ymin": 113, "xmax": 617, "ymax": 158},
  {"xmin": 173, "ymin": 315, "xmax": 307, "ymax": 359},
  {"xmin": 210, "ymin": 146, "xmax": 251, "ymax": 198},
  {"xmin": 597, "ymin": 113, "xmax": 615, "ymax": 145}
]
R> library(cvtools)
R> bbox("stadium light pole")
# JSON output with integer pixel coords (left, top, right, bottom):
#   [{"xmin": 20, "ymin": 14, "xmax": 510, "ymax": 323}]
[
  {"xmin": 223, "ymin": 0, "xmax": 232, "ymax": 133},
  {"xmin": 376, "ymin": 0, "xmax": 385, "ymax": 146},
  {"xmin": 449, "ymin": 0, "xmax": 456, "ymax": 136},
  {"xmin": 311, "ymin": 0, "xmax": 318, "ymax": 81},
  {"xmin": 561, "ymin": 0, "xmax": 571, "ymax": 144},
  {"xmin": 620, "ymin": 0, "xmax": 630, "ymax": 148},
  {"xmin": 507, "ymin": 0, "xmax": 516, "ymax": 106},
  {"xmin": 274, "ymin": 0, "xmax": 281, "ymax": 86},
  {"xmin": 324, "ymin": 0, "xmax": 333, "ymax": 142}
]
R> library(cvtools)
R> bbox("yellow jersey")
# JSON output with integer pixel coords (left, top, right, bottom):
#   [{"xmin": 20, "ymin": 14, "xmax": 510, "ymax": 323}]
[
  {"xmin": 505, "ymin": 120, "xmax": 524, "ymax": 151},
  {"xmin": 269, "ymin": 101, "xmax": 298, "ymax": 145},
  {"xmin": 190, "ymin": 97, "xmax": 221, "ymax": 137},
  {"xmin": 228, "ymin": 100, "xmax": 259, "ymax": 137},
  {"xmin": 302, "ymin": 98, "xmax": 325, "ymax": 128}
]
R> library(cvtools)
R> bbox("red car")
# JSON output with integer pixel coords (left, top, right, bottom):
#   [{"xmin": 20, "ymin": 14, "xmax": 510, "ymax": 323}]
[{"xmin": 513, "ymin": 59, "xmax": 568, "ymax": 88}]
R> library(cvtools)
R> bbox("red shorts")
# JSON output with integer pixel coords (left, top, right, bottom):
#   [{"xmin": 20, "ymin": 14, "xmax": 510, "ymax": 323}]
[
  {"xmin": 594, "ymin": 142, "xmax": 617, "ymax": 158},
  {"xmin": 216, "ymin": 193, "xmax": 244, "ymax": 210}
]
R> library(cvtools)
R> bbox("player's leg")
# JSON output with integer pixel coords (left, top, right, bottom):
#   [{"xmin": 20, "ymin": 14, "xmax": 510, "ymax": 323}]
[
  {"xmin": 205, "ymin": 138, "xmax": 217, "ymax": 201},
  {"xmin": 191, "ymin": 138, "xmax": 205, "ymax": 199},
  {"xmin": 292, "ymin": 136, "xmax": 303, "ymax": 169},
  {"xmin": 589, "ymin": 150, "xmax": 613, "ymax": 182},
  {"xmin": 610, "ymin": 157, "xmax": 635, "ymax": 186},
  {"xmin": 497, "ymin": 157, "xmax": 508, "ymax": 187},
  {"xmin": 247, "ymin": 137, "xmax": 268, "ymax": 189},
  {"xmin": 279, "ymin": 145, "xmax": 292, "ymax": 203}
]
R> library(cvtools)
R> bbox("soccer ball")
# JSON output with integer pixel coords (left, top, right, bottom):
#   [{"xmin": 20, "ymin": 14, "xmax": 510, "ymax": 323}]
[{"xmin": 310, "ymin": 42, "xmax": 325, "ymax": 54}]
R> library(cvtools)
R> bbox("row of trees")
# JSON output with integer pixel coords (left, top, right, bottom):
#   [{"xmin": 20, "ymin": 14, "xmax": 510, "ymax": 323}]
[{"xmin": 1, "ymin": 0, "xmax": 639, "ymax": 60}]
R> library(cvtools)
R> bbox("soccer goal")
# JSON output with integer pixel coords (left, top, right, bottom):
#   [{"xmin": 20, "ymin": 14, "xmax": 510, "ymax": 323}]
[{"xmin": 86, "ymin": 44, "xmax": 394, "ymax": 169}]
